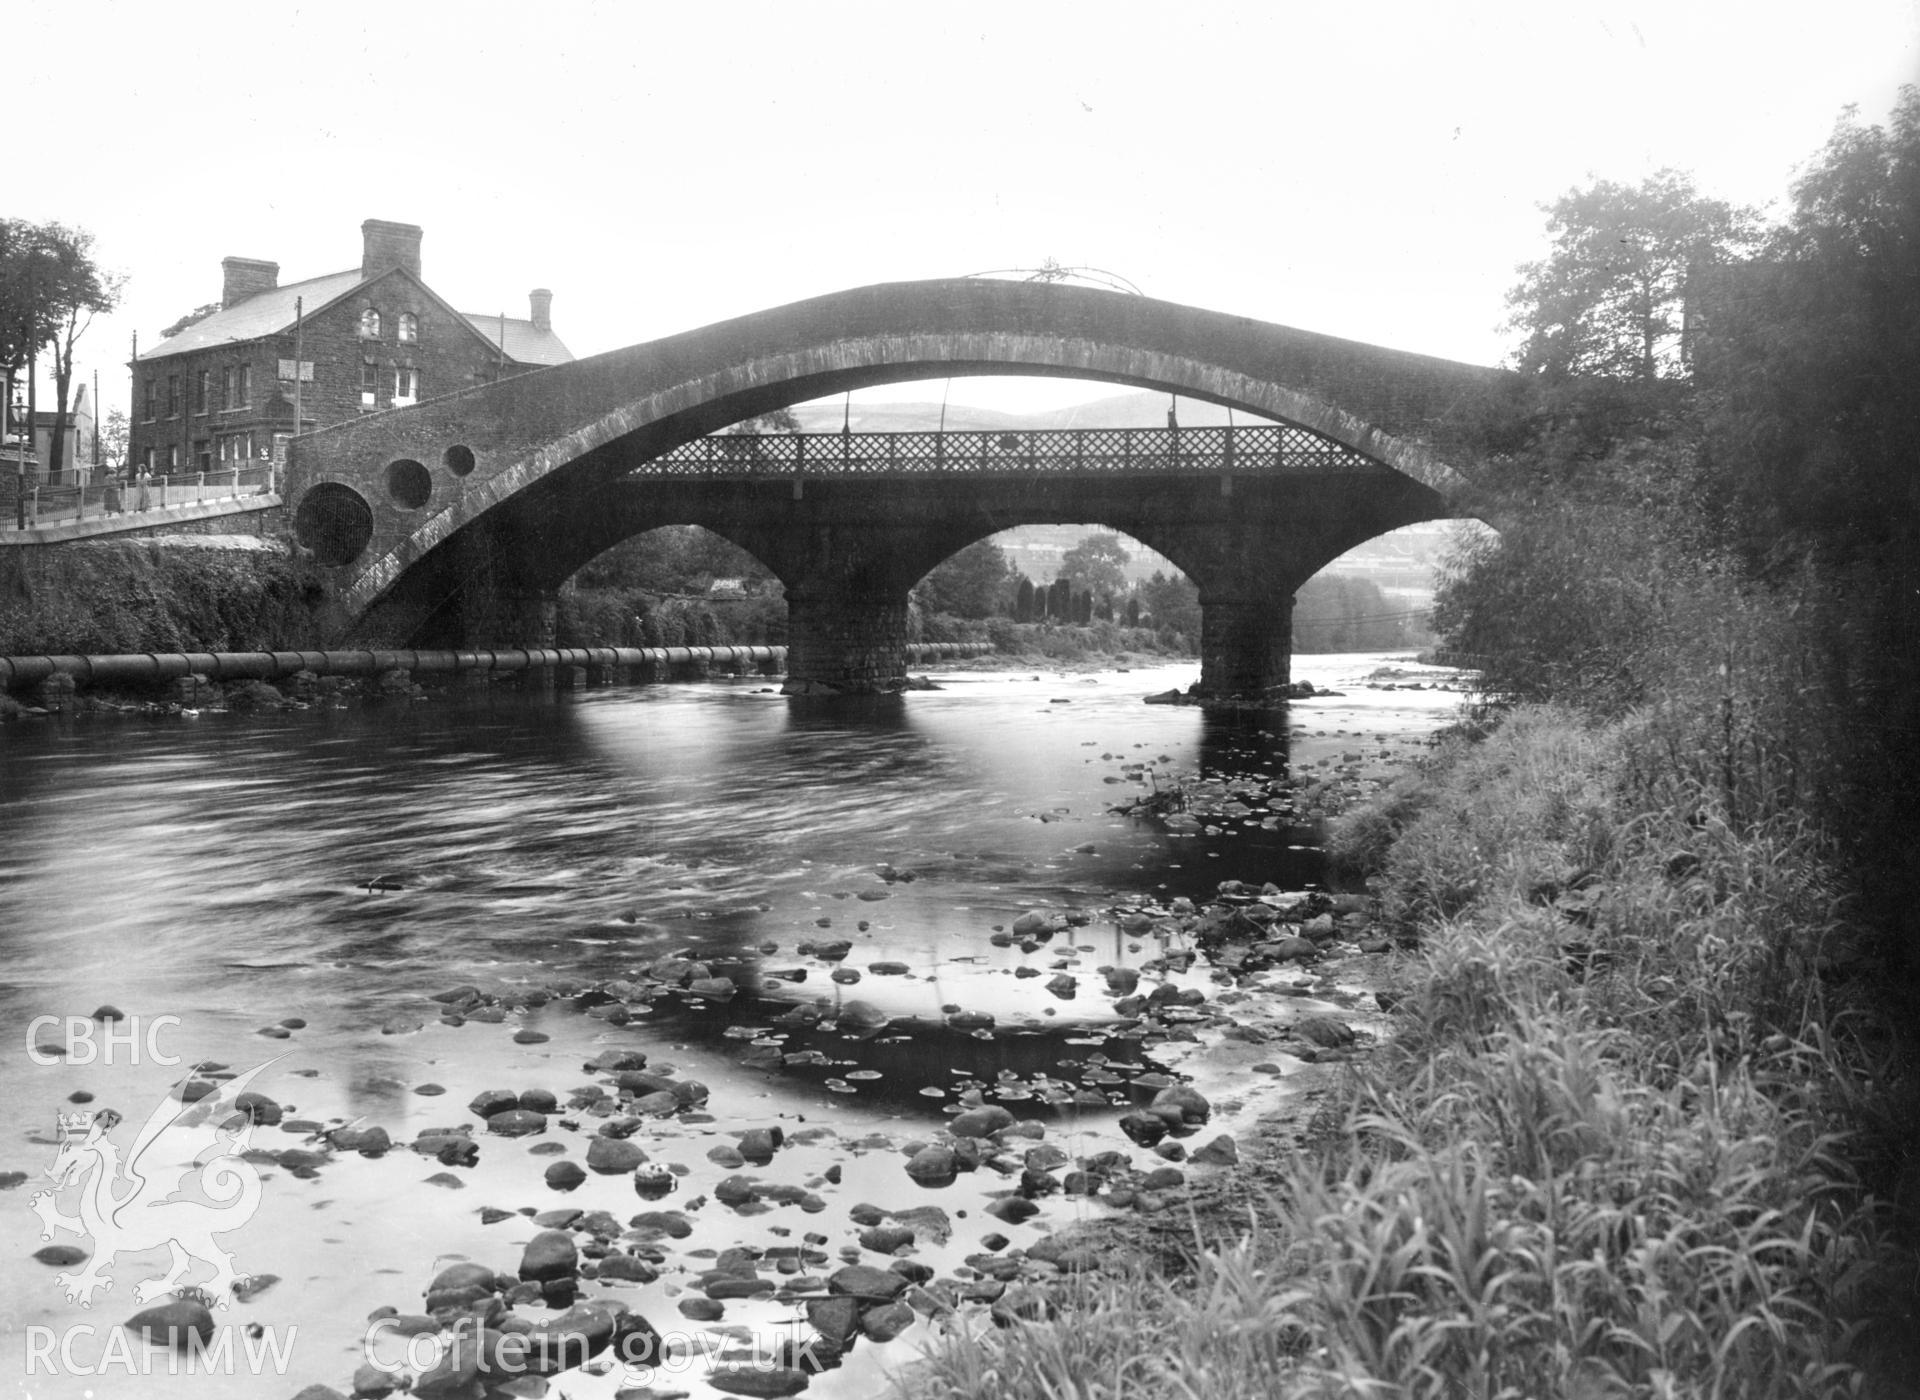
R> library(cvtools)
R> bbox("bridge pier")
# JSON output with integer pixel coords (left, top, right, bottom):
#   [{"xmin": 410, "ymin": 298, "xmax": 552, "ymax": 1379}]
[
  {"xmin": 469, "ymin": 587, "xmax": 560, "ymax": 650},
  {"xmin": 782, "ymin": 588, "xmax": 910, "ymax": 695},
  {"xmin": 1197, "ymin": 591, "xmax": 1296, "ymax": 697}
]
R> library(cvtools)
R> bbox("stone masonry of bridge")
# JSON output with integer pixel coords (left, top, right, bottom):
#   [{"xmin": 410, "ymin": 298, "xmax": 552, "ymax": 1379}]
[{"xmin": 285, "ymin": 278, "xmax": 1511, "ymax": 696}]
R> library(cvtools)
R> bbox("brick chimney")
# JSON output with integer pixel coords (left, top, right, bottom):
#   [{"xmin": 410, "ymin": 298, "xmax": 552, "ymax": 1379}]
[
  {"xmin": 529, "ymin": 288, "xmax": 553, "ymax": 332},
  {"xmin": 361, "ymin": 219, "xmax": 423, "ymax": 280},
  {"xmin": 221, "ymin": 257, "xmax": 279, "ymax": 308}
]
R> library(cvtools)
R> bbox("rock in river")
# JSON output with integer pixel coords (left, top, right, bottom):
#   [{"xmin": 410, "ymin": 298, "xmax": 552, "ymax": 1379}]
[
  {"xmin": 1148, "ymin": 1084, "xmax": 1211, "ymax": 1127},
  {"xmin": 708, "ymin": 1366, "xmax": 811, "ymax": 1397},
  {"xmin": 486, "ymin": 1109, "xmax": 548, "ymax": 1137},
  {"xmin": 905, "ymin": 1145, "xmax": 957, "ymax": 1185},
  {"xmin": 587, "ymin": 1137, "xmax": 649, "ymax": 1174},
  {"xmin": 125, "ymin": 1299, "xmax": 214, "ymax": 1348},
  {"xmin": 827, "ymin": 1264, "xmax": 910, "ymax": 1301},
  {"xmin": 1295, "ymin": 1014, "xmax": 1357, "ymax": 1048},
  {"xmin": 1118, "ymin": 1111, "xmax": 1169, "ymax": 1147},
  {"xmin": 519, "ymin": 1228, "xmax": 578, "ymax": 1283},
  {"xmin": 948, "ymin": 1105, "xmax": 1014, "ymax": 1139}
]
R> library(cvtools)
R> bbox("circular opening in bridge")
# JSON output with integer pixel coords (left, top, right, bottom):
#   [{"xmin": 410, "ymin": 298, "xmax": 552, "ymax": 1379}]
[
  {"xmin": 385, "ymin": 458, "xmax": 432, "ymax": 509},
  {"xmin": 443, "ymin": 444, "xmax": 476, "ymax": 477},
  {"xmin": 293, "ymin": 483, "xmax": 375, "ymax": 568}
]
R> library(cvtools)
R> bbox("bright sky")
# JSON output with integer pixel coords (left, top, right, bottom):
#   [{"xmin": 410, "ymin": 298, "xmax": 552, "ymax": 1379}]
[{"xmin": 14, "ymin": 0, "xmax": 1918, "ymax": 417}]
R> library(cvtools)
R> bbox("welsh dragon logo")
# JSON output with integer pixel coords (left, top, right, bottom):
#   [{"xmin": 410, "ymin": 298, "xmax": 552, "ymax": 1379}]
[{"xmin": 29, "ymin": 1060, "xmax": 277, "ymax": 1308}]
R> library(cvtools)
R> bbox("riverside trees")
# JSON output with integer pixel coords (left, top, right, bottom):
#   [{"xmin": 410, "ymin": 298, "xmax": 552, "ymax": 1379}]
[
  {"xmin": 1438, "ymin": 84, "xmax": 1920, "ymax": 974},
  {"xmin": 1504, "ymin": 169, "xmax": 1757, "ymax": 382},
  {"xmin": 0, "ymin": 220, "xmax": 121, "ymax": 479}
]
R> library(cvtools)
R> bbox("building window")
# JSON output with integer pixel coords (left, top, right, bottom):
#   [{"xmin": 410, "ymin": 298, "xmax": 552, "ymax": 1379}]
[
  {"xmin": 196, "ymin": 441, "xmax": 210, "ymax": 473},
  {"xmin": 144, "ymin": 379, "xmax": 156, "ymax": 422},
  {"xmin": 397, "ymin": 312, "xmax": 418, "ymax": 343},
  {"xmin": 195, "ymin": 370, "xmax": 210, "ymax": 415},
  {"xmin": 361, "ymin": 360, "xmax": 378, "ymax": 409},
  {"xmin": 223, "ymin": 366, "xmax": 236, "ymax": 409},
  {"xmin": 143, "ymin": 447, "xmax": 155, "ymax": 473},
  {"xmin": 166, "ymin": 376, "xmax": 180, "ymax": 418},
  {"xmin": 392, "ymin": 366, "xmax": 419, "ymax": 407},
  {"xmin": 360, "ymin": 307, "xmax": 381, "ymax": 339},
  {"xmin": 236, "ymin": 365, "xmax": 251, "ymax": 407},
  {"xmin": 167, "ymin": 444, "xmax": 179, "ymax": 471}
]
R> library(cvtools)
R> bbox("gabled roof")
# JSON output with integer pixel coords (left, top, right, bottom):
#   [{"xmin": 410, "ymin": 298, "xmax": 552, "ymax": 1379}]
[
  {"xmin": 462, "ymin": 313, "xmax": 573, "ymax": 366},
  {"xmin": 138, "ymin": 270, "xmax": 364, "ymax": 362},
  {"xmin": 139, "ymin": 268, "xmax": 575, "ymax": 368}
]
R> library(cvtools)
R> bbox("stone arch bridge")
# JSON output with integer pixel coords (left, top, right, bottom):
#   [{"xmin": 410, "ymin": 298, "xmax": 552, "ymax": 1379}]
[{"xmin": 287, "ymin": 278, "xmax": 1510, "ymax": 695}]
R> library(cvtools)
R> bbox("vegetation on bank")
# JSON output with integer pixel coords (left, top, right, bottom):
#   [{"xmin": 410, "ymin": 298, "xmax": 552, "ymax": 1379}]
[
  {"xmin": 919, "ymin": 705, "xmax": 1905, "ymax": 1398},
  {"xmin": 0, "ymin": 539, "xmax": 324, "ymax": 656},
  {"xmin": 912, "ymin": 91, "xmax": 1919, "ymax": 1399}
]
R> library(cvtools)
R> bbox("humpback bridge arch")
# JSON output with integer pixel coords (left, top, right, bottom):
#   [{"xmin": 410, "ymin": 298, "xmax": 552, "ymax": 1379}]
[{"xmin": 287, "ymin": 278, "xmax": 1510, "ymax": 695}]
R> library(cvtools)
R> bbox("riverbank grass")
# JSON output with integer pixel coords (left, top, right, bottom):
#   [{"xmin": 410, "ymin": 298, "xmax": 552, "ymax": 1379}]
[{"xmin": 910, "ymin": 704, "xmax": 1904, "ymax": 1399}]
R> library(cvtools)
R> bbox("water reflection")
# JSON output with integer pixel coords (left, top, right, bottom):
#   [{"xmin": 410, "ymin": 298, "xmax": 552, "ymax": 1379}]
[{"xmin": 0, "ymin": 662, "xmax": 1436, "ymax": 1133}]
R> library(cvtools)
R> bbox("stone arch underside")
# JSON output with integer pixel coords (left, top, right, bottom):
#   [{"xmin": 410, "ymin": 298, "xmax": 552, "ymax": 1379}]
[{"xmin": 285, "ymin": 278, "xmax": 1509, "ymax": 647}]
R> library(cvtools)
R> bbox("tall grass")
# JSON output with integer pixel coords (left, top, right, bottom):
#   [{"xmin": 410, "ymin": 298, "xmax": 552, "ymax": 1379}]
[{"xmin": 910, "ymin": 706, "xmax": 1907, "ymax": 1400}]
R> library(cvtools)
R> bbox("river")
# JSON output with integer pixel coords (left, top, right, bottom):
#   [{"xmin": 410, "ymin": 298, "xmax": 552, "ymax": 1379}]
[{"xmin": 0, "ymin": 654, "xmax": 1465, "ymax": 1399}]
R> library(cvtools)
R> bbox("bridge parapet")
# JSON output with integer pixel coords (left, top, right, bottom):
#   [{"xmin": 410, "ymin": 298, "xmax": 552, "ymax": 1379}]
[{"xmin": 644, "ymin": 424, "xmax": 1389, "ymax": 479}]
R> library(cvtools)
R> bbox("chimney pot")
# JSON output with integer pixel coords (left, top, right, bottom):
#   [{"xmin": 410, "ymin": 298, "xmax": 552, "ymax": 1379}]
[
  {"xmin": 361, "ymin": 219, "xmax": 424, "ymax": 281},
  {"xmin": 221, "ymin": 257, "xmax": 279, "ymax": 308},
  {"xmin": 529, "ymin": 288, "xmax": 553, "ymax": 332}
]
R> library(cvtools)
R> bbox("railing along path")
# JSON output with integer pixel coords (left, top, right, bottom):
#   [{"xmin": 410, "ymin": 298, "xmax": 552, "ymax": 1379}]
[{"xmin": 1, "ymin": 464, "xmax": 278, "ymax": 530}]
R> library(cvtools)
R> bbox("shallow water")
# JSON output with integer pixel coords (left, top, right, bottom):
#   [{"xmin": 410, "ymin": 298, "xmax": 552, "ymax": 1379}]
[{"xmin": 0, "ymin": 655, "xmax": 1464, "ymax": 1398}]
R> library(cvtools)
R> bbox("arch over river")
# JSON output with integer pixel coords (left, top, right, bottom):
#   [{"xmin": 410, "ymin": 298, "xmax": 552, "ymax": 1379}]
[{"xmin": 286, "ymin": 278, "xmax": 1512, "ymax": 694}]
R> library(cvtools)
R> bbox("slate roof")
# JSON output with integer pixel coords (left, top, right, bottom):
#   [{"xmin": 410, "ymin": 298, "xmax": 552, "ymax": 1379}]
[
  {"xmin": 139, "ymin": 271, "xmax": 575, "ymax": 367},
  {"xmin": 138, "ymin": 270, "xmax": 364, "ymax": 361},
  {"xmin": 461, "ymin": 312, "xmax": 574, "ymax": 366}
]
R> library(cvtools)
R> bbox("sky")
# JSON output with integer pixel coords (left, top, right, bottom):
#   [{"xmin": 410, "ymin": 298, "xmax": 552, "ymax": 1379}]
[{"xmin": 12, "ymin": 0, "xmax": 1918, "ymax": 418}]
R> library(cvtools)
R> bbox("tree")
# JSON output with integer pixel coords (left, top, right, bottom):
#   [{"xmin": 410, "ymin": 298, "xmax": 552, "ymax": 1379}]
[
  {"xmin": 1505, "ymin": 170, "xmax": 1756, "ymax": 381},
  {"xmin": 160, "ymin": 302, "xmax": 221, "ymax": 340},
  {"xmin": 915, "ymin": 539, "xmax": 1014, "ymax": 619},
  {"xmin": 1058, "ymin": 531, "xmax": 1131, "ymax": 601},
  {"xmin": 1014, "ymin": 575, "xmax": 1035, "ymax": 622},
  {"xmin": 1690, "ymin": 87, "xmax": 1920, "ymax": 565},
  {"xmin": 723, "ymin": 407, "xmax": 801, "ymax": 435},
  {"xmin": 1137, "ymin": 570, "xmax": 1201, "ymax": 644},
  {"xmin": 576, "ymin": 525, "xmax": 772, "ymax": 592},
  {"xmin": 99, "ymin": 408, "xmax": 129, "ymax": 474},
  {"xmin": 0, "ymin": 221, "xmax": 121, "ymax": 479}
]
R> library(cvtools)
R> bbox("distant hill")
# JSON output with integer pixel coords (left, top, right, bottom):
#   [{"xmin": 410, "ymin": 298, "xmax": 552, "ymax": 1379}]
[{"xmin": 790, "ymin": 388, "xmax": 1277, "ymax": 434}]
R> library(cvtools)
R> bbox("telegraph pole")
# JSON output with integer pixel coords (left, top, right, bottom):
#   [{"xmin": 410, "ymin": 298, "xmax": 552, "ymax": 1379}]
[{"xmin": 291, "ymin": 296, "xmax": 304, "ymax": 454}]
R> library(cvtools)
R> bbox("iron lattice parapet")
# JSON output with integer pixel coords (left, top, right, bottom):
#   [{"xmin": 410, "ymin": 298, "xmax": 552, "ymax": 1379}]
[{"xmin": 635, "ymin": 425, "xmax": 1388, "ymax": 479}]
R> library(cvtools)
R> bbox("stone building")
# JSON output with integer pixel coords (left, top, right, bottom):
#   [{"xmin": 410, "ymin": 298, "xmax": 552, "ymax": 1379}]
[
  {"xmin": 2, "ymin": 381, "xmax": 95, "ymax": 485},
  {"xmin": 128, "ymin": 219, "xmax": 571, "ymax": 476}
]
